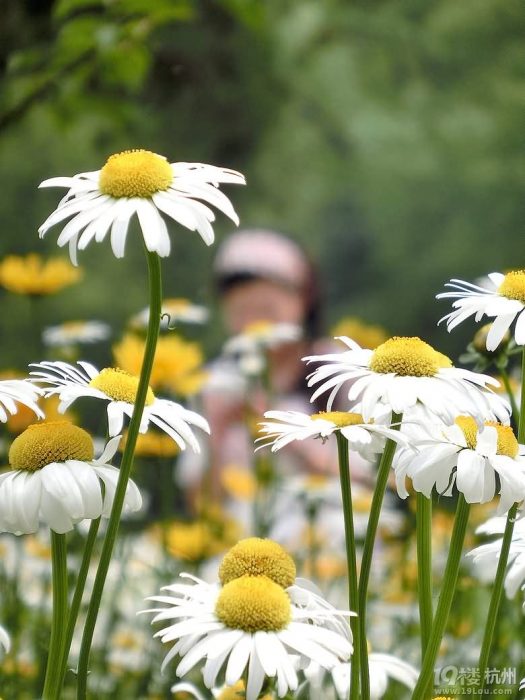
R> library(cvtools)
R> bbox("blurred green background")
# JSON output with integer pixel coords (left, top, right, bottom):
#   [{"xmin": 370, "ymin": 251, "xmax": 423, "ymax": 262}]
[{"xmin": 1, "ymin": 0, "xmax": 524, "ymax": 367}]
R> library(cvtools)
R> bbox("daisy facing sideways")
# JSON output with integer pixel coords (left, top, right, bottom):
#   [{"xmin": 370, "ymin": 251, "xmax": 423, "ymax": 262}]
[
  {"xmin": 143, "ymin": 538, "xmax": 353, "ymax": 700},
  {"xmin": 257, "ymin": 409, "xmax": 408, "ymax": 461},
  {"xmin": 469, "ymin": 513, "xmax": 525, "ymax": 600},
  {"xmin": 393, "ymin": 417, "xmax": 525, "ymax": 514},
  {"xmin": 29, "ymin": 360, "xmax": 209, "ymax": 449},
  {"xmin": 304, "ymin": 335, "xmax": 509, "ymax": 424},
  {"xmin": 38, "ymin": 150, "xmax": 245, "ymax": 262},
  {"xmin": 0, "ymin": 422, "xmax": 141, "ymax": 535},
  {"xmin": 437, "ymin": 270, "xmax": 525, "ymax": 351}
]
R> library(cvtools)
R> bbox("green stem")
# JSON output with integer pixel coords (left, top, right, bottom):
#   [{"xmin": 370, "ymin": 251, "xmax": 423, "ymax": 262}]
[
  {"xmin": 499, "ymin": 366, "xmax": 519, "ymax": 427},
  {"xmin": 358, "ymin": 412, "xmax": 402, "ymax": 700},
  {"xmin": 42, "ymin": 532, "xmax": 68, "ymax": 700},
  {"xmin": 335, "ymin": 432, "xmax": 360, "ymax": 700},
  {"xmin": 411, "ymin": 495, "xmax": 470, "ymax": 699},
  {"xmin": 478, "ymin": 503, "xmax": 518, "ymax": 691},
  {"xmin": 477, "ymin": 348, "xmax": 525, "ymax": 690},
  {"xmin": 75, "ymin": 251, "xmax": 162, "ymax": 699},
  {"xmin": 416, "ymin": 492, "xmax": 433, "ymax": 659},
  {"xmin": 54, "ymin": 517, "xmax": 101, "ymax": 697}
]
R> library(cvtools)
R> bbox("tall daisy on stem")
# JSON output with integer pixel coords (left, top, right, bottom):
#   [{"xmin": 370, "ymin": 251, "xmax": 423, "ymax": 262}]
[
  {"xmin": 37, "ymin": 150, "xmax": 244, "ymax": 699},
  {"xmin": 438, "ymin": 271, "xmax": 525, "ymax": 693},
  {"xmin": 305, "ymin": 335, "xmax": 509, "ymax": 700}
]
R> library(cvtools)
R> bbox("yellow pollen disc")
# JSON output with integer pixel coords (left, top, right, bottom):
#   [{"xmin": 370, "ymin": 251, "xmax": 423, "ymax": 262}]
[
  {"xmin": 311, "ymin": 410, "xmax": 365, "ymax": 427},
  {"xmin": 9, "ymin": 421, "xmax": 94, "ymax": 471},
  {"xmin": 244, "ymin": 320, "xmax": 273, "ymax": 337},
  {"xmin": 369, "ymin": 336, "xmax": 452, "ymax": 377},
  {"xmin": 497, "ymin": 270, "xmax": 525, "ymax": 304},
  {"xmin": 215, "ymin": 576, "xmax": 291, "ymax": 633},
  {"xmin": 98, "ymin": 149, "xmax": 173, "ymax": 198},
  {"xmin": 484, "ymin": 421, "xmax": 519, "ymax": 458},
  {"xmin": 219, "ymin": 537, "xmax": 296, "ymax": 588},
  {"xmin": 89, "ymin": 368, "xmax": 155, "ymax": 405},
  {"xmin": 454, "ymin": 416, "xmax": 478, "ymax": 449}
]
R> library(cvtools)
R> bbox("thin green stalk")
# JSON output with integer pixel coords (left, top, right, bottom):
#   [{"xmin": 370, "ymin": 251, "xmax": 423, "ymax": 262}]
[
  {"xmin": 54, "ymin": 517, "xmax": 101, "ymax": 697},
  {"xmin": 499, "ymin": 366, "xmax": 519, "ymax": 426},
  {"xmin": 477, "ymin": 347, "xmax": 525, "ymax": 689},
  {"xmin": 42, "ymin": 532, "xmax": 68, "ymax": 700},
  {"xmin": 76, "ymin": 251, "xmax": 162, "ymax": 699},
  {"xmin": 335, "ymin": 432, "xmax": 360, "ymax": 700},
  {"xmin": 358, "ymin": 412, "xmax": 402, "ymax": 700},
  {"xmin": 478, "ymin": 503, "xmax": 518, "ymax": 691},
  {"xmin": 411, "ymin": 495, "xmax": 470, "ymax": 699},
  {"xmin": 416, "ymin": 492, "xmax": 433, "ymax": 659}
]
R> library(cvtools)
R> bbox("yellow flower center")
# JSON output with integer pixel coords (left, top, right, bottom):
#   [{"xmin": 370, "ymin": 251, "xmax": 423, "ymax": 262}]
[
  {"xmin": 311, "ymin": 410, "xmax": 365, "ymax": 427},
  {"xmin": 454, "ymin": 416, "xmax": 478, "ymax": 449},
  {"xmin": 215, "ymin": 576, "xmax": 291, "ymax": 633},
  {"xmin": 9, "ymin": 421, "xmax": 94, "ymax": 471},
  {"xmin": 219, "ymin": 537, "xmax": 296, "ymax": 588},
  {"xmin": 454, "ymin": 417, "xmax": 519, "ymax": 457},
  {"xmin": 88, "ymin": 368, "xmax": 155, "ymax": 405},
  {"xmin": 98, "ymin": 150, "xmax": 173, "ymax": 198},
  {"xmin": 484, "ymin": 421, "xmax": 519, "ymax": 458},
  {"xmin": 497, "ymin": 270, "xmax": 525, "ymax": 304},
  {"xmin": 369, "ymin": 336, "xmax": 452, "ymax": 377},
  {"xmin": 244, "ymin": 320, "xmax": 274, "ymax": 337}
]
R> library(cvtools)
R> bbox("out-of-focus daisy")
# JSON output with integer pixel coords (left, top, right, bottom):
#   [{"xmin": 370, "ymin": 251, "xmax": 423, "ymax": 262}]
[
  {"xmin": 468, "ymin": 513, "xmax": 525, "ymax": 599},
  {"xmin": 113, "ymin": 333, "xmax": 206, "ymax": 397},
  {"xmin": 224, "ymin": 321, "xmax": 302, "ymax": 376},
  {"xmin": 257, "ymin": 409, "xmax": 408, "ymax": 461},
  {"xmin": 30, "ymin": 360, "xmax": 210, "ymax": 448},
  {"xmin": 42, "ymin": 320, "xmax": 111, "ymax": 347},
  {"xmin": 0, "ymin": 378, "xmax": 43, "ymax": 424},
  {"xmin": 130, "ymin": 298, "xmax": 209, "ymax": 330},
  {"xmin": 144, "ymin": 573, "xmax": 352, "ymax": 700},
  {"xmin": 164, "ymin": 514, "xmax": 242, "ymax": 564},
  {"xmin": 5, "ymin": 394, "xmax": 76, "ymax": 435},
  {"xmin": 304, "ymin": 336, "xmax": 509, "ymax": 423},
  {"xmin": 38, "ymin": 150, "xmax": 245, "ymax": 262},
  {"xmin": 437, "ymin": 271, "xmax": 525, "ymax": 351},
  {"xmin": 119, "ymin": 429, "xmax": 180, "ymax": 459},
  {"xmin": 331, "ymin": 316, "xmax": 388, "ymax": 350},
  {"xmin": 330, "ymin": 653, "xmax": 419, "ymax": 699},
  {"xmin": 0, "ymin": 421, "xmax": 141, "ymax": 534},
  {"xmin": 394, "ymin": 417, "xmax": 525, "ymax": 514},
  {"xmin": 0, "ymin": 254, "xmax": 82, "ymax": 295},
  {"xmin": 0, "ymin": 624, "xmax": 10, "ymax": 657}
]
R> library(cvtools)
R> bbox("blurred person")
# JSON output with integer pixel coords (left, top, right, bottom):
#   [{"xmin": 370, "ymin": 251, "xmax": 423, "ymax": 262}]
[{"xmin": 178, "ymin": 229, "xmax": 373, "ymax": 523}]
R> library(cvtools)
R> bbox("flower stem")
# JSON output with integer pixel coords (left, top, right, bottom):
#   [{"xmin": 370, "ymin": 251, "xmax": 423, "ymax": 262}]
[
  {"xmin": 335, "ymin": 432, "xmax": 360, "ymax": 699},
  {"xmin": 75, "ymin": 251, "xmax": 162, "ymax": 699},
  {"xmin": 411, "ymin": 495, "xmax": 470, "ymax": 699},
  {"xmin": 358, "ymin": 412, "xmax": 402, "ymax": 700},
  {"xmin": 416, "ymin": 492, "xmax": 433, "ymax": 659},
  {"xmin": 54, "ymin": 517, "xmax": 101, "ymax": 697},
  {"xmin": 499, "ymin": 366, "xmax": 519, "ymax": 427},
  {"xmin": 42, "ymin": 532, "xmax": 68, "ymax": 700},
  {"xmin": 477, "ymin": 347, "xmax": 525, "ymax": 690}
]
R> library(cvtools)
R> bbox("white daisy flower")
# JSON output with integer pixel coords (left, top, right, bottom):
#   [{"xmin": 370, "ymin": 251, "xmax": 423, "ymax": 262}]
[
  {"xmin": 38, "ymin": 150, "xmax": 245, "ymax": 263},
  {"xmin": 143, "ymin": 574, "xmax": 352, "ymax": 700},
  {"xmin": 29, "ymin": 360, "xmax": 210, "ymax": 449},
  {"xmin": 304, "ymin": 336, "xmax": 509, "ymax": 424},
  {"xmin": 0, "ymin": 624, "xmax": 10, "ymax": 657},
  {"xmin": 42, "ymin": 320, "xmax": 111, "ymax": 347},
  {"xmin": 437, "ymin": 271, "xmax": 525, "ymax": 351},
  {"xmin": 468, "ymin": 513, "xmax": 525, "ymax": 599},
  {"xmin": 393, "ymin": 417, "xmax": 525, "ymax": 514},
  {"xmin": 131, "ymin": 298, "xmax": 209, "ymax": 330},
  {"xmin": 0, "ymin": 379, "xmax": 44, "ymax": 423},
  {"xmin": 330, "ymin": 653, "xmax": 419, "ymax": 699},
  {"xmin": 0, "ymin": 422, "xmax": 141, "ymax": 534},
  {"xmin": 257, "ymin": 409, "xmax": 408, "ymax": 461},
  {"xmin": 224, "ymin": 321, "xmax": 302, "ymax": 356}
]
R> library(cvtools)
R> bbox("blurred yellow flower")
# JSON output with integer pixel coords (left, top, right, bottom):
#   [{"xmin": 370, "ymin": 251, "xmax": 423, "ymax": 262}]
[
  {"xmin": 215, "ymin": 681, "xmax": 272, "ymax": 700},
  {"xmin": 0, "ymin": 254, "xmax": 82, "ymax": 295},
  {"xmin": 113, "ymin": 333, "xmax": 207, "ymax": 397},
  {"xmin": 119, "ymin": 429, "xmax": 180, "ymax": 458},
  {"xmin": 5, "ymin": 394, "xmax": 76, "ymax": 435},
  {"xmin": 220, "ymin": 465, "xmax": 257, "ymax": 501},
  {"xmin": 330, "ymin": 316, "xmax": 388, "ymax": 350},
  {"xmin": 164, "ymin": 508, "xmax": 242, "ymax": 563}
]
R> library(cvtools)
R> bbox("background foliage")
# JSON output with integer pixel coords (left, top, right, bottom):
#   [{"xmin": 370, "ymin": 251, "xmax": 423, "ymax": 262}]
[{"xmin": 1, "ymin": 0, "xmax": 524, "ymax": 364}]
